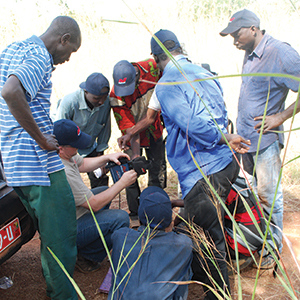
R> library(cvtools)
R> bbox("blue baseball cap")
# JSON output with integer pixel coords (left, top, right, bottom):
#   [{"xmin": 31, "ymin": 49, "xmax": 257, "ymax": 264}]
[
  {"xmin": 113, "ymin": 60, "xmax": 136, "ymax": 97},
  {"xmin": 151, "ymin": 29, "xmax": 180, "ymax": 55},
  {"xmin": 54, "ymin": 119, "xmax": 92, "ymax": 149},
  {"xmin": 79, "ymin": 73, "xmax": 110, "ymax": 96},
  {"xmin": 138, "ymin": 186, "xmax": 172, "ymax": 230}
]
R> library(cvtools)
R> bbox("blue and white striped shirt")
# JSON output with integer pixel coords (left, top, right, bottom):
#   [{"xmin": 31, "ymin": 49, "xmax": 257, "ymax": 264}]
[{"xmin": 0, "ymin": 35, "xmax": 64, "ymax": 186}]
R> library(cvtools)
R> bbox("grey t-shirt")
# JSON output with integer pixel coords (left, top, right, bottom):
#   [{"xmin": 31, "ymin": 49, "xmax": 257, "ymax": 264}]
[{"xmin": 61, "ymin": 154, "xmax": 93, "ymax": 219}]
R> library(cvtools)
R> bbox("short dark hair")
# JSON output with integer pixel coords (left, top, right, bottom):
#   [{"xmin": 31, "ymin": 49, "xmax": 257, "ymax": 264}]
[
  {"xmin": 47, "ymin": 16, "xmax": 81, "ymax": 45},
  {"xmin": 156, "ymin": 40, "xmax": 183, "ymax": 62}
]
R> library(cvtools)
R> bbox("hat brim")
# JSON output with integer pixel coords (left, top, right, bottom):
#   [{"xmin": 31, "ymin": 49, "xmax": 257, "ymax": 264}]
[
  {"xmin": 79, "ymin": 82, "xmax": 86, "ymax": 90},
  {"xmin": 114, "ymin": 80, "xmax": 136, "ymax": 97},
  {"xmin": 79, "ymin": 81, "xmax": 110, "ymax": 96},
  {"xmin": 69, "ymin": 131, "xmax": 92, "ymax": 149},
  {"xmin": 220, "ymin": 24, "xmax": 242, "ymax": 36}
]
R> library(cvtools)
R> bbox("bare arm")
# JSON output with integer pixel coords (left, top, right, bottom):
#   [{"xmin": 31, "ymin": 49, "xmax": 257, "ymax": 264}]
[
  {"xmin": 129, "ymin": 133, "xmax": 141, "ymax": 160},
  {"xmin": 78, "ymin": 152, "xmax": 130, "ymax": 173},
  {"xmin": 117, "ymin": 108, "xmax": 158, "ymax": 150},
  {"xmin": 80, "ymin": 170, "xmax": 137, "ymax": 211},
  {"xmin": 254, "ymin": 97, "xmax": 300, "ymax": 134},
  {"xmin": 171, "ymin": 199, "xmax": 184, "ymax": 208},
  {"xmin": 1, "ymin": 75, "xmax": 58, "ymax": 151}
]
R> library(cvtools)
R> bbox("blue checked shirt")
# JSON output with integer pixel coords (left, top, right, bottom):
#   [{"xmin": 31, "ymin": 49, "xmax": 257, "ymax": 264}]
[
  {"xmin": 0, "ymin": 35, "xmax": 64, "ymax": 186},
  {"xmin": 237, "ymin": 32, "xmax": 300, "ymax": 152},
  {"xmin": 56, "ymin": 89, "xmax": 111, "ymax": 157}
]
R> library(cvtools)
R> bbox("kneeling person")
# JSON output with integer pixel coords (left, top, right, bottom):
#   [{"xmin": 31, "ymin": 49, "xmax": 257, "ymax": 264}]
[
  {"xmin": 54, "ymin": 119, "xmax": 137, "ymax": 273},
  {"xmin": 109, "ymin": 186, "xmax": 193, "ymax": 300}
]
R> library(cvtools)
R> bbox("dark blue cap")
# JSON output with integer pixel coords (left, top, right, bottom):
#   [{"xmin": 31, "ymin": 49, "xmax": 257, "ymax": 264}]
[
  {"xmin": 138, "ymin": 186, "xmax": 172, "ymax": 230},
  {"xmin": 151, "ymin": 29, "xmax": 180, "ymax": 55},
  {"xmin": 79, "ymin": 73, "xmax": 110, "ymax": 96},
  {"xmin": 54, "ymin": 119, "xmax": 92, "ymax": 149},
  {"xmin": 113, "ymin": 60, "xmax": 136, "ymax": 97},
  {"xmin": 220, "ymin": 9, "xmax": 260, "ymax": 36}
]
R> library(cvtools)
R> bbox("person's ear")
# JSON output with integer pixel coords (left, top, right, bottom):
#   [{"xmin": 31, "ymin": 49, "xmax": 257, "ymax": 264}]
[
  {"xmin": 61, "ymin": 33, "xmax": 71, "ymax": 45},
  {"xmin": 250, "ymin": 26, "xmax": 256, "ymax": 36},
  {"xmin": 58, "ymin": 145, "xmax": 63, "ymax": 154},
  {"xmin": 154, "ymin": 55, "xmax": 160, "ymax": 64}
]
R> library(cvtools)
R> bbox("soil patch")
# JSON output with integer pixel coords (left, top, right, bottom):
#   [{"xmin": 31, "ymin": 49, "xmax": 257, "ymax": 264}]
[{"xmin": 0, "ymin": 188, "xmax": 299, "ymax": 300}]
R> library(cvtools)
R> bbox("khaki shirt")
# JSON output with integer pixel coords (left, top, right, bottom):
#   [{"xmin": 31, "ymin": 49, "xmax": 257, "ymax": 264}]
[{"xmin": 61, "ymin": 154, "xmax": 93, "ymax": 219}]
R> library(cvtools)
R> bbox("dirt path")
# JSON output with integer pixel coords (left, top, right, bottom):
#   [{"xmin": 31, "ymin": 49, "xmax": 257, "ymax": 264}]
[{"xmin": 0, "ymin": 191, "xmax": 299, "ymax": 300}]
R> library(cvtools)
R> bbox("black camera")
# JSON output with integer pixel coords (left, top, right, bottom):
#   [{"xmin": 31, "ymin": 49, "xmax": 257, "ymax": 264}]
[{"xmin": 106, "ymin": 156, "xmax": 152, "ymax": 183}]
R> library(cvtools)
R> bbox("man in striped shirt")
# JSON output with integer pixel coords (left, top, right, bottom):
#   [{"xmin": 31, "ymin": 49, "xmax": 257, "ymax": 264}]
[{"xmin": 0, "ymin": 16, "xmax": 81, "ymax": 300}]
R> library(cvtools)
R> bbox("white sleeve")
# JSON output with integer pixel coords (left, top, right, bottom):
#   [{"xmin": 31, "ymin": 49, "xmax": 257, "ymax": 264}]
[{"xmin": 148, "ymin": 89, "xmax": 161, "ymax": 111}]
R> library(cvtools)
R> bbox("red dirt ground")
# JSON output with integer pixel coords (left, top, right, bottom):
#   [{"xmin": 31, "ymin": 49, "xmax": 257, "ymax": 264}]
[{"xmin": 1, "ymin": 187, "xmax": 300, "ymax": 300}]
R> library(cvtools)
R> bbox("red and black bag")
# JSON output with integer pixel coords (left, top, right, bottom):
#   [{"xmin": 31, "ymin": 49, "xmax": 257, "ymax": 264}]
[{"xmin": 224, "ymin": 176, "xmax": 277, "ymax": 257}]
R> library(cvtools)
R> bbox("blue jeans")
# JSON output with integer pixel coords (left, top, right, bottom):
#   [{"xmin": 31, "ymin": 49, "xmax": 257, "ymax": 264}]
[
  {"xmin": 76, "ymin": 186, "xmax": 130, "ymax": 262},
  {"xmin": 242, "ymin": 140, "xmax": 283, "ymax": 251}
]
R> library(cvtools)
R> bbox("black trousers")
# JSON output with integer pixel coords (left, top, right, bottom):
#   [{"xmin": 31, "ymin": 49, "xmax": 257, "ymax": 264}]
[
  {"xmin": 126, "ymin": 135, "xmax": 166, "ymax": 216},
  {"xmin": 184, "ymin": 157, "xmax": 240, "ymax": 300}
]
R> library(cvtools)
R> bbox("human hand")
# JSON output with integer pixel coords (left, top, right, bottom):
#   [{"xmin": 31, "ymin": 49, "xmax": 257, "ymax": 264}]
[
  {"xmin": 120, "ymin": 170, "xmax": 137, "ymax": 187},
  {"xmin": 40, "ymin": 134, "xmax": 59, "ymax": 151},
  {"xmin": 107, "ymin": 152, "xmax": 130, "ymax": 164},
  {"xmin": 254, "ymin": 114, "xmax": 284, "ymax": 134},
  {"xmin": 225, "ymin": 134, "xmax": 251, "ymax": 154},
  {"xmin": 117, "ymin": 134, "xmax": 131, "ymax": 151}
]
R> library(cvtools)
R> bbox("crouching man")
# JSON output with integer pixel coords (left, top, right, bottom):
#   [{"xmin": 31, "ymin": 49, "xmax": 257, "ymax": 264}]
[
  {"xmin": 108, "ymin": 186, "xmax": 193, "ymax": 300},
  {"xmin": 53, "ymin": 119, "xmax": 137, "ymax": 273}
]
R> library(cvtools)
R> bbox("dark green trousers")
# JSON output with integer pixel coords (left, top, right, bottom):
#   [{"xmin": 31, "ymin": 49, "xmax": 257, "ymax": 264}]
[{"xmin": 15, "ymin": 170, "xmax": 78, "ymax": 300}]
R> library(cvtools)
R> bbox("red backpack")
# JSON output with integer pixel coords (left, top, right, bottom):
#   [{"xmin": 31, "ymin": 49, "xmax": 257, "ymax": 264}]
[{"xmin": 224, "ymin": 176, "xmax": 277, "ymax": 257}]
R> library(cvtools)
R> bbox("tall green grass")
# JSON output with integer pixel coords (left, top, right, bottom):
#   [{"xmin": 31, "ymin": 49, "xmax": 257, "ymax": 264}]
[{"xmin": 2, "ymin": 0, "xmax": 300, "ymax": 298}]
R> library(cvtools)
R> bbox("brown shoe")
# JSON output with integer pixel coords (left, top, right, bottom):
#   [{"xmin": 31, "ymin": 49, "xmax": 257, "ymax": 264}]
[
  {"xmin": 253, "ymin": 254, "xmax": 277, "ymax": 270},
  {"xmin": 75, "ymin": 254, "xmax": 101, "ymax": 273},
  {"xmin": 228, "ymin": 256, "xmax": 253, "ymax": 275}
]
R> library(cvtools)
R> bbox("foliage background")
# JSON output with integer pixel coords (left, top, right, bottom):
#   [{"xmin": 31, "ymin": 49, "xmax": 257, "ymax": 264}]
[
  {"xmin": 1, "ymin": 0, "xmax": 300, "ymax": 184},
  {"xmin": 1, "ymin": 1, "xmax": 300, "ymax": 298}
]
